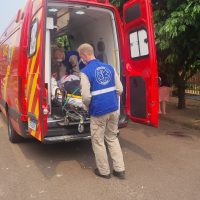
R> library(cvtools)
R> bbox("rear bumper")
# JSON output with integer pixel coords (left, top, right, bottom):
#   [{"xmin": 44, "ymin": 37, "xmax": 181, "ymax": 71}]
[
  {"xmin": 42, "ymin": 113, "xmax": 127, "ymax": 144},
  {"xmin": 43, "ymin": 125, "xmax": 91, "ymax": 143},
  {"xmin": 43, "ymin": 133, "xmax": 91, "ymax": 143}
]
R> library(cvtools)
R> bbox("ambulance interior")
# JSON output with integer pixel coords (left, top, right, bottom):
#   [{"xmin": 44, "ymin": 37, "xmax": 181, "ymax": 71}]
[{"xmin": 45, "ymin": 3, "xmax": 121, "ymax": 133}]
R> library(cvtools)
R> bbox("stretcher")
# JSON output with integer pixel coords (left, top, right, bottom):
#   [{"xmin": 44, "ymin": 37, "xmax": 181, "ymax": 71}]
[{"xmin": 54, "ymin": 80, "xmax": 90, "ymax": 133}]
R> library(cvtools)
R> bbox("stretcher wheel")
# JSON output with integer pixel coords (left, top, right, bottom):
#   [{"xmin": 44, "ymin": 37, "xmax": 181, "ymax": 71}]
[{"xmin": 78, "ymin": 124, "xmax": 84, "ymax": 133}]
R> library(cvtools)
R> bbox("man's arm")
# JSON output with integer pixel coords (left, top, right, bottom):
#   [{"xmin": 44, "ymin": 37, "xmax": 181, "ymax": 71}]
[
  {"xmin": 114, "ymin": 69, "xmax": 123, "ymax": 96},
  {"xmin": 80, "ymin": 72, "xmax": 92, "ymax": 107}
]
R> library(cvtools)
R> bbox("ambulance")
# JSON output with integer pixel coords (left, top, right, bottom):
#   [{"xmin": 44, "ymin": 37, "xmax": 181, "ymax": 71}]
[{"xmin": 0, "ymin": 0, "xmax": 158, "ymax": 143}]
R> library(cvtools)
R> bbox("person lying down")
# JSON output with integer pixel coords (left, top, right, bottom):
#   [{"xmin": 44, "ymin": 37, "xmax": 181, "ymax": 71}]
[{"xmin": 51, "ymin": 74, "xmax": 83, "ymax": 108}]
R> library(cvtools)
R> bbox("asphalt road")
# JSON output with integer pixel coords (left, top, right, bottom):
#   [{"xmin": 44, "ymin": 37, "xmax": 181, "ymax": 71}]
[{"xmin": 0, "ymin": 114, "xmax": 200, "ymax": 200}]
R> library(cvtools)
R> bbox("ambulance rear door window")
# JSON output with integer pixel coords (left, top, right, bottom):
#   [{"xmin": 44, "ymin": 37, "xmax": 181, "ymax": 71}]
[{"xmin": 129, "ymin": 29, "xmax": 149, "ymax": 59}]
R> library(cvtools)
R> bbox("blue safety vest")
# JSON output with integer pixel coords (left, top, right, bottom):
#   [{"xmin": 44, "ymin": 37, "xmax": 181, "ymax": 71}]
[{"xmin": 81, "ymin": 59, "xmax": 118, "ymax": 116}]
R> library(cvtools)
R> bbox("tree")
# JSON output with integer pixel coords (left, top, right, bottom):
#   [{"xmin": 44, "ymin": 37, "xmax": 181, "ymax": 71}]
[
  {"xmin": 110, "ymin": 0, "xmax": 127, "ymax": 13},
  {"xmin": 153, "ymin": 0, "xmax": 200, "ymax": 108},
  {"xmin": 111, "ymin": 0, "xmax": 200, "ymax": 108},
  {"xmin": 110, "ymin": 0, "xmax": 121, "ymax": 8}
]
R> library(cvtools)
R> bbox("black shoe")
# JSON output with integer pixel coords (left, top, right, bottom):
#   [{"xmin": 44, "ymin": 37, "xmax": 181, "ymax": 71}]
[
  {"xmin": 94, "ymin": 169, "xmax": 111, "ymax": 179},
  {"xmin": 113, "ymin": 170, "xmax": 125, "ymax": 179}
]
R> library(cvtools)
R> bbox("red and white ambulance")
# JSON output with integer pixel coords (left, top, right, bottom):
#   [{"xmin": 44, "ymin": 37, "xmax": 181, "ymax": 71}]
[{"xmin": 0, "ymin": 0, "xmax": 158, "ymax": 143}]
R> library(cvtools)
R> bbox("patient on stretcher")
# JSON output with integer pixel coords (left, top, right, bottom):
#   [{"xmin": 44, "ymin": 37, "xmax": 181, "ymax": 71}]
[
  {"xmin": 50, "ymin": 48, "xmax": 88, "ymax": 132},
  {"xmin": 51, "ymin": 72, "xmax": 83, "ymax": 108},
  {"xmin": 51, "ymin": 47, "xmax": 84, "ymax": 103}
]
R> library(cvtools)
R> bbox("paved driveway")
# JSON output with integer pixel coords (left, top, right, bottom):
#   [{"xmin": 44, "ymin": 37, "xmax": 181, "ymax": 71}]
[{"xmin": 0, "ymin": 114, "xmax": 200, "ymax": 200}]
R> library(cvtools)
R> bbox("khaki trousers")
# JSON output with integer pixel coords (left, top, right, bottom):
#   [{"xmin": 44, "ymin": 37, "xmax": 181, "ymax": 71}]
[{"xmin": 90, "ymin": 110, "xmax": 125, "ymax": 175}]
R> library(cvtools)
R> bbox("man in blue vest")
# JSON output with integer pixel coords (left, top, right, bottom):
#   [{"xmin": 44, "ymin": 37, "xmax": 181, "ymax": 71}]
[{"xmin": 78, "ymin": 43, "xmax": 125, "ymax": 179}]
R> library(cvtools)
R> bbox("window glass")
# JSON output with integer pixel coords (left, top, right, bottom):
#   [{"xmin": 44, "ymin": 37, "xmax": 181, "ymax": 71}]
[
  {"xmin": 29, "ymin": 19, "xmax": 38, "ymax": 57},
  {"xmin": 129, "ymin": 29, "xmax": 149, "ymax": 59},
  {"xmin": 130, "ymin": 32, "xmax": 139, "ymax": 58},
  {"xmin": 138, "ymin": 29, "xmax": 148, "ymax": 56},
  {"xmin": 125, "ymin": 3, "xmax": 141, "ymax": 24}
]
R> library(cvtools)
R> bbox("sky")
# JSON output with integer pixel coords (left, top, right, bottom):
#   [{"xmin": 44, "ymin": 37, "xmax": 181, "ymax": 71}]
[{"xmin": 0, "ymin": 0, "xmax": 27, "ymax": 35}]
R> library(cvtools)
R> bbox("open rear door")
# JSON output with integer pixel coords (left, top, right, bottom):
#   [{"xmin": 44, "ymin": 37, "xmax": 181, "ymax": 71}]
[
  {"xmin": 26, "ymin": 0, "xmax": 47, "ymax": 141},
  {"xmin": 123, "ymin": 0, "xmax": 158, "ymax": 127}
]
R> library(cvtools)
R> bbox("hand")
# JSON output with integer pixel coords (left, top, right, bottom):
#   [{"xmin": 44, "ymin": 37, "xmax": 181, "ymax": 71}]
[{"xmin": 82, "ymin": 104, "xmax": 88, "ymax": 111}]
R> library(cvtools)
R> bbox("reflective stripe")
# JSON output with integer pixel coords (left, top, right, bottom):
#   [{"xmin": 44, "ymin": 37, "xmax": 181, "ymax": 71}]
[{"xmin": 91, "ymin": 86, "xmax": 116, "ymax": 96}]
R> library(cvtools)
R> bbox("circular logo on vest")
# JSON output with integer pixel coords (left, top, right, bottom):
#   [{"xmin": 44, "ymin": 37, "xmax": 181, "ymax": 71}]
[{"xmin": 95, "ymin": 66, "xmax": 112, "ymax": 85}]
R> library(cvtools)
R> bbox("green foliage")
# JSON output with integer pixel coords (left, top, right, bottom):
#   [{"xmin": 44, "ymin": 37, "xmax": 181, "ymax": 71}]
[
  {"xmin": 110, "ymin": 0, "xmax": 121, "ymax": 8},
  {"xmin": 110, "ymin": 0, "xmax": 128, "ymax": 12},
  {"xmin": 112, "ymin": 0, "xmax": 200, "ymax": 107},
  {"xmin": 112, "ymin": 0, "xmax": 200, "ymax": 79},
  {"xmin": 153, "ymin": 0, "xmax": 200, "ymax": 78},
  {"xmin": 56, "ymin": 35, "xmax": 69, "ymax": 48},
  {"xmin": 153, "ymin": 0, "xmax": 200, "ymax": 108}
]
